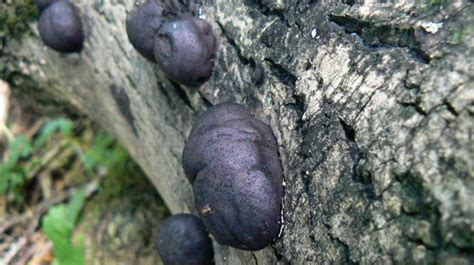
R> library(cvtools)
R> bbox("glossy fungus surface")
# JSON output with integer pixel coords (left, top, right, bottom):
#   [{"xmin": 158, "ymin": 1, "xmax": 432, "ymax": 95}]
[
  {"xmin": 126, "ymin": 0, "xmax": 163, "ymax": 62},
  {"xmin": 154, "ymin": 17, "xmax": 215, "ymax": 86},
  {"xmin": 38, "ymin": 1, "xmax": 84, "ymax": 53},
  {"xmin": 157, "ymin": 214, "xmax": 214, "ymax": 265},
  {"xmin": 182, "ymin": 103, "xmax": 283, "ymax": 250}
]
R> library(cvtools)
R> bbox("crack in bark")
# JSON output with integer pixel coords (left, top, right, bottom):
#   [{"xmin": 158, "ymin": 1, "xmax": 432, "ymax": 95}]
[
  {"xmin": 263, "ymin": 58, "xmax": 297, "ymax": 87},
  {"xmin": 252, "ymin": 252, "xmax": 258, "ymax": 265},
  {"xmin": 197, "ymin": 91, "xmax": 213, "ymax": 107},
  {"xmin": 397, "ymin": 101, "xmax": 428, "ymax": 116},
  {"xmin": 243, "ymin": 0, "xmax": 291, "ymax": 28},
  {"xmin": 338, "ymin": 118, "xmax": 376, "ymax": 200},
  {"xmin": 322, "ymin": 222, "xmax": 356, "ymax": 264},
  {"xmin": 328, "ymin": 14, "xmax": 431, "ymax": 65},
  {"xmin": 216, "ymin": 21, "xmax": 252, "ymax": 65},
  {"xmin": 169, "ymin": 81, "xmax": 194, "ymax": 110},
  {"xmin": 443, "ymin": 101, "xmax": 459, "ymax": 117}
]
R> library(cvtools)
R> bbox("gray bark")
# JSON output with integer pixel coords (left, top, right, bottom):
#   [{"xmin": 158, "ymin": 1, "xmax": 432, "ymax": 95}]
[{"xmin": 2, "ymin": 0, "xmax": 473, "ymax": 264}]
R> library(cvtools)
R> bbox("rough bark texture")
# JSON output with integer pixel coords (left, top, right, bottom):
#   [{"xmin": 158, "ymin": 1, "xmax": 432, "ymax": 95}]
[{"xmin": 1, "ymin": 0, "xmax": 473, "ymax": 264}]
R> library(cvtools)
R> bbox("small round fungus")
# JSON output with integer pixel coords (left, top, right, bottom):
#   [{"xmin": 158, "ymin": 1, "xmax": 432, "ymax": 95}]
[
  {"xmin": 157, "ymin": 214, "xmax": 214, "ymax": 265},
  {"xmin": 154, "ymin": 17, "xmax": 216, "ymax": 86},
  {"xmin": 182, "ymin": 103, "xmax": 283, "ymax": 251},
  {"xmin": 126, "ymin": 0, "xmax": 163, "ymax": 62},
  {"xmin": 34, "ymin": 0, "xmax": 63, "ymax": 12},
  {"xmin": 38, "ymin": 1, "xmax": 84, "ymax": 53}
]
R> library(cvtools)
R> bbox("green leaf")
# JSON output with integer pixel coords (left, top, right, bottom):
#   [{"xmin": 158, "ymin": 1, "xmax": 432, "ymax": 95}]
[
  {"xmin": 0, "ymin": 135, "xmax": 32, "ymax": 195},
  {"xmin": 6, "ymin": 135, "xmax": 32, "ymax": 166},
  {"xmin": 34, "ymin": 118, "xmax": 73, "ymax": 149},
  {"xmin": 83, "ymin": 133, "xmax": 117, "ymax": 170},
  {"xmin": 42, "ymin": 189, "xmax": 86, "ymax": 265},
  {"xmin": 0, "ymin": 169, "xmax": 26, "ymax": 195},
  {"xmin": 0, "ymin": 166, "xmax": 9, "ymax": 194},
  {"xmin": 66, "ymin": 189, "xmax": 86, "ymax": 224}
]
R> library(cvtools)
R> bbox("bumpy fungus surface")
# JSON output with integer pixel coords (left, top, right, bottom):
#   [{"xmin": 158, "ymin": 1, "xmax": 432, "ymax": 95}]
[
  {"xmin": 34, "ymin": 0, "xmax": 63, "ymax": 12},
  {"xmin": 38, "ymin": 1, "xmax": 84, "ymax": 53},
  {"xmin": 154, "ymin": 17, "xmax": 216, "ymax": 86},
  {"xmin": 126, "ymin": 0, "xmax": 163, "ymax": 62},
  {"xmin": 182, "ymin": 103, "xmax": 283, "ymax": 251},
  {"xmin": 157, "ymin": 214, "xmax": 214, "ymax": 265}
]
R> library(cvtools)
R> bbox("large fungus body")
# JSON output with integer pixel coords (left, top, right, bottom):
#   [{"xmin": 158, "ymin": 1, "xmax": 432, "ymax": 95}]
[
  {"xmin": 38, "ymin": 1, "xmax": 84, "ymax": 53},
  {"xmin": 182, "ymin": 103, "xmax": 283, "ymax": 251},
  {"xmin": 157, "ymin": 214, "xmax": 214, "ymax": 265}
]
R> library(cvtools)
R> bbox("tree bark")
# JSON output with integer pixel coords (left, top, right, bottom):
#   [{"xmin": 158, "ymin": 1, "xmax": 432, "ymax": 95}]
[{"xmin": 2, "ymin": 0, "xmax": 473, "ymax": 264}]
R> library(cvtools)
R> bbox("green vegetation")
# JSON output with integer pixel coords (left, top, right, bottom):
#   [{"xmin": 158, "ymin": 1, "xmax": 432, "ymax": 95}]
[
  {"xmin": 42, "ymin": 189, "xmax": 86, "ymax": 265},
  {"xmin": 425, "ymin": 0, "xmax": 445, "ymax": 7},
  {"xmin": 1, "ymin": 117, "xmax": 147, "ymax": 264},
  {"xmin": 0, "ymin": 118, "xmax": 74, "ymax": 199},
  {"xmin": 0, "ymin": 0, "xmax": 38, "ymax": 39},
  {"xmin": 0, "ymin": 118, "xmax": 131, "ymax": 201},
  {"xmin": 450, "ymin": 26, "xmax": 473, "ymax": 45}
]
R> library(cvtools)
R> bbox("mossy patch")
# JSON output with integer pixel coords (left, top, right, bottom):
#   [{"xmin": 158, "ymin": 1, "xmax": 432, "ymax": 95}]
[
  {"xmin": 449, "ymin": 26, "xmax": 473, "ymax": 45},
  {"xmin": 0, "ymin": 0, "xmax": 38, "ymax": 39},
  {"xmin": 426, "ymin": 0, "xmax": 445, "ymax": 8},
  {"xmin": 0, "ymin": 1, "xmax": 38, "ymax": 82}
]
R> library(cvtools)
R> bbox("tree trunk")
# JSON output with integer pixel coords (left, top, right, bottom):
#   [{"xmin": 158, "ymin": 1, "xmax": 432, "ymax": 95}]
[{"xmin": 2, "ymin": 0, "xmax": 473, "ymax": 263}]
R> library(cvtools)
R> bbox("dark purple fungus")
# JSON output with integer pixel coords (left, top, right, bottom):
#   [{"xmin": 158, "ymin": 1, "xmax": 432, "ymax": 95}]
[
  {"xmin": 154, "ymin": 17, "xmax": 216, "ymax": 86},
  {"xmin": 182, "ymin": 103, "xmax": 283, "ymax": 251},
  {"xmin": 157, "ymin": 214, "xmax": 214, "ymax": 265},
  {"xmin": 38, "ymin": 1, "xmax": 84, "ymax": 53},
  {"xmin": 34, "ymin": 0, "xmax": 64, "ymax": 12},
  {"xmin": 126, "ymin": 0, "xmax": 163, "ymax": 62}
]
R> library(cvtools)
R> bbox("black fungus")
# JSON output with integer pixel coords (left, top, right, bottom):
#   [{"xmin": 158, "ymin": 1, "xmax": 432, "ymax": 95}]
[
  {"xmin": 182, "ymin": 103, "xmax": 283, "ymax": 251},
  {"xmin": 34, "ymin": 0, "xmax": 64, "ymax": 12},
  {"xmin": 38, "ymin": 1, "xmax": 84, "ymax": 53},
  {"xmin": 125, "ymin": 1, "xmax": 217, "ymax": 85},
  {"xmin": 157, "ymin": 214, "xmax": 214, "ymax": 265},
  {"xmin": 126, "ymin": 0, "xmax": 163, "ymax": 62},
  {"xmin": 154, "ymin": 17, "xmax": 216, "ymax": 86}
]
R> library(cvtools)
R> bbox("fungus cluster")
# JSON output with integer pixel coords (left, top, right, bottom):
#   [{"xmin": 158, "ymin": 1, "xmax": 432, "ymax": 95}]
[
  {"xmin": 157, "ymin": 214, "xmax": 214, "ymax": 265},
  {"xmin": 36, "ymin": 0, "xmax": 282, "ymax": 258},
  {"xmin": 126, "ymin": 0, "xmax": 216, "ymax": 86},
  {"xmin": 35, "ymin": 0, "xmax": 84, "ymax": 53},
  {"xmin": 182, "ymin": 103, "xmax": 283, "ymax": 251}
]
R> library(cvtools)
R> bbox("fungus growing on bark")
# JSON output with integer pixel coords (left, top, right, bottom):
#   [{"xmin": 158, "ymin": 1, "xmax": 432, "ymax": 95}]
[
  {"xmin": 182, "ymin": 103, "xmax": 283, "ymax": 251},
  {"xmin": 157, "ymin": 214, "xmax": 214, "ymax": 265},
  {"xmin": 38, "ymin": 1, "xmax": 84, "ymax": 53},
  {"xmin": 154, "ymin": 17, "xmax": 216, "ymax": 86},
  {"xmin": 126, "ymin": 1, "xmax": 216, "ymax": 86},
  {"xmin": 126, "ymin": 0, "xmax": 163, "ymax": 62}
]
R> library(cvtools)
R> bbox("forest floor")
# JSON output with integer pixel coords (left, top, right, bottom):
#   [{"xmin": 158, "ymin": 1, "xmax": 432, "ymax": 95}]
[{"xmin": 0, "ymin": 80, "xmax": 169, "ymax": 265}]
